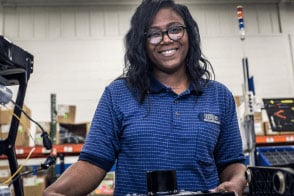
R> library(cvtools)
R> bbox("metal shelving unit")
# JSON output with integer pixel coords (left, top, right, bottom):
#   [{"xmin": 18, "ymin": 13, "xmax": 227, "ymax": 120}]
[{"xmin": 0, "ymin": 144, "xmax": 83, "ymax": 160}]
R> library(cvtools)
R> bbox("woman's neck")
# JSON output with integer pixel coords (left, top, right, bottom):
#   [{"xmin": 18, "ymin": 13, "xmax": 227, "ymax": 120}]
[{"xmin": 153, "ymin": 70, "xmax": 190, "ymax": 95}]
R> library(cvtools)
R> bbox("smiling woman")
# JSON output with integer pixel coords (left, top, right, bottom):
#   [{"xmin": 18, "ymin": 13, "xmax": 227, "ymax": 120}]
[
  {"xmin": 146, "ymin": 7, "xmax": 190, "ymax": 91},
  {"xmin": 43, "ymin": 1, "xmax": 247, "ymax": 195}
]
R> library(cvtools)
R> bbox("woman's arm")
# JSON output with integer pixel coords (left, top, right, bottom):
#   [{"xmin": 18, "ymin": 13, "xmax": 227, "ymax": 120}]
[
  {"xmin": 43, "ymin": 160, "xmax": 106, "ymax": 196},
  {"xmin": 213, "ymin": 163, "xmax": 247, "ymax": 196}
]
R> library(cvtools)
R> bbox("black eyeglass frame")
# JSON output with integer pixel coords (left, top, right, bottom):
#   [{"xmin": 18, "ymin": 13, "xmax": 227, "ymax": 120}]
[{"xmin": 145, "ymin": 25, "xmax": 187, "ymax": 45}]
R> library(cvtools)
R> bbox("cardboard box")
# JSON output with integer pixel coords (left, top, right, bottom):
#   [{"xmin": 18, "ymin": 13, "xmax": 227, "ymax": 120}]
[
  {"xmin": 0, "ymin": 105, "xmax": 31, "ymax": 146},
  {"xmin": 0, "ymin": 105, "xmax": 31, "ymax": 128},
  {"xmin": 24, "ymin": 176, "xmax": 45, "ymax": 196},
  {"xmin": 23, "ymin": 183, "xmax": 45, "ymax": 196},
  {"xmin": 20, "ymin": 105, "xmax": 31, "ymax": 130},
  {"xmin": 254, "ymin": 112, "xmax": 262, "ymax": 122},
  {"xmin": 0, "ymin": 124, "xmax": 10, "ymax": 139},
  {"xmin": 0, "ymin": 165, "xmax": 10, "ymax": 183},
  {"xmin": 11, "ymin": 176, "xmax": 46, "ymax": 196},
  {"xmin": 0, "ymin": 109, "xmax": 12, "ymax": 125},
  {"xmin": 234, "ymin": 95, "xmax": 243, "ymax": 107},
  {"xmin": 254, "ymin": 112, "xmax": 264, "ymax": 136},
  {"xmin": 15, "ymin": 126, "xmax": 30, "ymax": 146},
  {"xmin": 0, "ymin": 125, "xmax": 30, "ymax": 147},
  {"xmin": 57, "ymin": 105, "xmax": 76, "ymax": 124},
  {"xmin": 263, "ymin": 121, "xmax": 279, "ymax": 135},
  {"xmin": 58, "ymin": 122, "xmax": 89, "ymax": 144},
  {"xmin": 254, "ymin": 122, "xmax": 265, "ymax": 136}
]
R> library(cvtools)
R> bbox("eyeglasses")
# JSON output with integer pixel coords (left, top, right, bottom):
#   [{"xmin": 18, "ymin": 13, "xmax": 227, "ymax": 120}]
[{"xmin": 146, "ymin": 25, "xmax": 186, "ymax": 45}]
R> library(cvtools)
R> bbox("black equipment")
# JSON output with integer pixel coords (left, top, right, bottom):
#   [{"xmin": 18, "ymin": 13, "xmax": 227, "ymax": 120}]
[
  {"xmin": 0, "ymin": 36, "xmax": 33, "ymax": 78},
  {"xmin": 246, "ymin": 166, "xmax": 294, "ymax": 195},
  {"xmin": 0, "ymin": 35, "xmax": 34, "ymax": 196},
  {"xmin": 129, "ymin": 170, "xmax": 236, "ymax": 196}
]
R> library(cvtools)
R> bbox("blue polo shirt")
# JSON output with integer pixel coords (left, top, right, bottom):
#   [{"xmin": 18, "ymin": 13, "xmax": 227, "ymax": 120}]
[{"xmin": 79, "ymin": 77, "xmax": 245, "ymax": 195}]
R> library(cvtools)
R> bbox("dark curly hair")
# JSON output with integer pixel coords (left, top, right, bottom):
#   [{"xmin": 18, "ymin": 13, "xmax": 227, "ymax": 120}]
[{"xmin": 123, "ymin": 0, "xmax": 214, "ymax": 102}]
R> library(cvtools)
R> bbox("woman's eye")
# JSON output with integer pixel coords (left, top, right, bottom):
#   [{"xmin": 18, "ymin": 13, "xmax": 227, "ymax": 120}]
[
  {"xmin": 149, "ymin": 32, "xmax": 161, "ymax": 37},
  {"xmin": 169, "ymin": 26, "xmax": 181, "ymax": 34}
]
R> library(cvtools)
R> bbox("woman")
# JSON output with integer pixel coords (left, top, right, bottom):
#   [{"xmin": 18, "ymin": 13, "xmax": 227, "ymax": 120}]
[{"xmin": 44, "ymin": 0, "xmax": 247, "ymax": 195}]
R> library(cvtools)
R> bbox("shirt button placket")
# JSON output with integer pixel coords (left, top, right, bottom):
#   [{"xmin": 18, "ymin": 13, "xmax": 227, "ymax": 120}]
[{"xmin": 174, "ymin": 99, "xmax": 179, "ymax": 117}]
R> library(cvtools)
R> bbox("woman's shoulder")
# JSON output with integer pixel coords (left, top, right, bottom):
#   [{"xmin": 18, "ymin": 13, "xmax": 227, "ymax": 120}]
[
  {"xmin": 205, "ymin": 80, "xmax": 233, "ymax": 94},
  {"xmin": 107, "ymin": 77, "xmax": 128, "ymax": 90}
]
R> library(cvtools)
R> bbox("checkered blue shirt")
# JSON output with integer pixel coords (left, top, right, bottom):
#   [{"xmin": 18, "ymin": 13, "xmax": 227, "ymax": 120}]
[{"xmin": 79, "ymin": 77, "xmax": 245, "ymax": 195}]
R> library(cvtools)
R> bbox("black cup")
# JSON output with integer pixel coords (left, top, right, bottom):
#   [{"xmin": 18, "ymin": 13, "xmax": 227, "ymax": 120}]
[{"xmin": 146, "ymin": 170, "xmax": 178, "ymax": 195}]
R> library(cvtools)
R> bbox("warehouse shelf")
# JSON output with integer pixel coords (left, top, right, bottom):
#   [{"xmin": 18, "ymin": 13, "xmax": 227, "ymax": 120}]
[
  {"xmin": 0, "ymin": 144, "xmax": 83, "ymax": 159},
  {"xmin": 1, "ymin": 135, "xmax": 294, "ymax": 159},
  {"xmin": 256, "ymin": 135, "xmax": 294, "ymax": 144}
]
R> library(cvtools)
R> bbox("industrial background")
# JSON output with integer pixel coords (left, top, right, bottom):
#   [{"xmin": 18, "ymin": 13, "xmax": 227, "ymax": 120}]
[
  {"xmin": 1, "ymin": 0, "xmax": 294, "ymax": 122},
  {"xmin": 1, "ymin": 0, "xmax": 294, "ymax": 195}
]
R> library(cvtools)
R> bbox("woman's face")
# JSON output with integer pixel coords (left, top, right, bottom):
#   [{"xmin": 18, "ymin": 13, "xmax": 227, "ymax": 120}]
[{"xmin": 146, "ymin": 8, "xmax": 189, "ymax": 74}]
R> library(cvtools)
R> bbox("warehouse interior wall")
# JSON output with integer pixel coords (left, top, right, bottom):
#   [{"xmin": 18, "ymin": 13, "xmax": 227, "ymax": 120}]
[{"xmin": 0, "ymin": 1, "xmax": 294, "ymax": 122}]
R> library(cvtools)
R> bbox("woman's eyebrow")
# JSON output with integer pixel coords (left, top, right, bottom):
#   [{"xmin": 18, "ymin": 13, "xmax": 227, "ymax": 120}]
[{"xmin": 148, "ymin": 22, "xmax": 185, "ymax": 30}]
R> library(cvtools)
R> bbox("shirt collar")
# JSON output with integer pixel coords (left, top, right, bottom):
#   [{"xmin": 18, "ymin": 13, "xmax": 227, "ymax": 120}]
[
  {"xmin": 149, "ymin": 74, "xmax": 201, "ymax": 95},
  {"xmin": 149, "ymin": 75, "xmax": 166, "ymax": 94}
]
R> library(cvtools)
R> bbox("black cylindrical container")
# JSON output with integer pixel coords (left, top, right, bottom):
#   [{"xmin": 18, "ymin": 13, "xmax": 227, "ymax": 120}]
[{"xmin": 146, "ymin": 170, "xmax": 178, "ymax": 195}]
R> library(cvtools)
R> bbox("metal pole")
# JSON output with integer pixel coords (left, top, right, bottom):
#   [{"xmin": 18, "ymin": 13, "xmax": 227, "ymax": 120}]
[{"xmin": 237, "ymin": 5, "xmax": 256, "ymax": 166}]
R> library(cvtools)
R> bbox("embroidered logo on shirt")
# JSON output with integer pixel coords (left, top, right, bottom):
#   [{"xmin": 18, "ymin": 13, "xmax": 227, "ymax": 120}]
[{"xmin": 199, "ymin": 113, "xmax": 221, "ymax": 125}]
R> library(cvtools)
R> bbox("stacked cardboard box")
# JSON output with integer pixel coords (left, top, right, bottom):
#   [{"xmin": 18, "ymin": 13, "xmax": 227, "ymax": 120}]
[
  {"xmin": 254, "ymin": 111, "xmax": 264, "ymax": 136},
  {"xmin": 58, "ymin": 122, "xmax": 89, "ymax": 144},
  {"xmin": 0, "ymin": 165, "xmax": 10, "ymax": 184},
  {"xmin": 34, "ymin": 104, "xmax": 76, "ymax": 146},
  {"xmin": 0, "ymin": 105, "xmax": 31, "ymax": 146},
  {"xmin": 57, "ymin": 105, "xmax": 76, "ymax": 124},
  {"xmin": 36, "ymin": 104, "xmax": 89, "ymax": 145},
  {"xmin": 11, "ymin": 175, "xmax": 46, "ymax": 196},
  {"xmin": 56, "ymin": 104, "xmax": 89, "ymax": 144}
]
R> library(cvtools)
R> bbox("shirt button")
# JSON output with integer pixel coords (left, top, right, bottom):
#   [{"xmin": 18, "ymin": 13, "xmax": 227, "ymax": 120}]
[
  {"xmin": 174, "ymin": 100, "xmax": 179, "ymax": 104},
  {"xmin": 175, "ymin": 111, "xmax": 179, "ymax": 116}
]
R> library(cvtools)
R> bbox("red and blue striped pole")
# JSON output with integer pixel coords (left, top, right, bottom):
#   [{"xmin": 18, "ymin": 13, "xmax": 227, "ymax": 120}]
[
  {"xmin": 237, "ymin": 5, "xmax": 245, "ymax": 41},
  {"xmin": 237, "ymin": 5, "xmax": 256, "ymax": 166}
]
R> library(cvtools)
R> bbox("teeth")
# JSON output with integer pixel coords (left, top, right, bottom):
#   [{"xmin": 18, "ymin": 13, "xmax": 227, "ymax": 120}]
[{"xmin": 160, "ymin": 49, "xmax": 176, "ymax": 55}]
